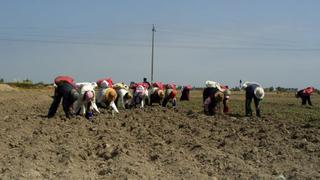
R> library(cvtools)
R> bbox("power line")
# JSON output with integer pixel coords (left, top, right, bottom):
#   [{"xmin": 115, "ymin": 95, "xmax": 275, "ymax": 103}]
[
  {"xmin": 157, "ymin": 29, "xmax": 303, "ymax": 47},
  {"xmin": 0, "ymin": 37, "xmax": 150, "ymax": 48},
  {"xmin": 1, "ymin": 24, "xmax": 319, "ymax": 50},
  {"xmin": 0, "ymin": 37, "xmax": 319, "ymax": 52}
]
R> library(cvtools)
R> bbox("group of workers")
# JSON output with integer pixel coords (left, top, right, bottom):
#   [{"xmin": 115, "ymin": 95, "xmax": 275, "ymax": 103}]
[
  {"xmin": 47, "ymin": 76, "xmax": 315, "ymax": 119},
  {"xmin": 202, "ymin": 81, "xmax": 264, "ymax": 117},
  {"xmin": 202, "ymin": 81, "xmax": 314, "ymax": 117},
  {"xmin": 47, "ymin": 76, "xmax": 183, "ymax": 119}
]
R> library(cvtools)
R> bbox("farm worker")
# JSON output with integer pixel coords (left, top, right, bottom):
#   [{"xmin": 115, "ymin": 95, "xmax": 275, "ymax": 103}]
[
  {"xmin": 162, "ymin": 83, "xmax": 177, "ymax": 108},
  {"xmin": 221, "ymin": 85, "xmax": 231, "ymax": 113},
  {"xmin": 47, "ymin": 76, "xmax": 79, "ymax": 118},
  {"xmin": 97, "ymin": 78, "xmax": 113, "ymax": 88},
  {"xmin": 113, "ymin": 82, "xmax": 133, "ymax": 109},
  {"xmin": 96, "ymin": 78, "xmax": 119, "ymax": 113},
  {"xmin": 74, "ymin": 82, "xmax": 100, "ymax": 119},
  {"xmin": 143, "ymin": 77, "xmax": 151, "ymax": 89},
  {"xmin": 149, "ymin": 82, "xmax": 165, "ymax": 105},
  {"xmin": 131, "ymin": 82, "xmax": 150, "ymax": 108},
  {"xmin": 296, "ymin": 87, "xmax": 314, "ymax": 106},
  {"xmin": 242, "ymin": 81, "xmax": 265, "ymax": 117},
  {"xmin": 180, "ymin": 85, "xmax": 192, "ymax": 101},
  {"xmin": 203, "ymin": 80, "xmax": 224, "ymax": 115}
]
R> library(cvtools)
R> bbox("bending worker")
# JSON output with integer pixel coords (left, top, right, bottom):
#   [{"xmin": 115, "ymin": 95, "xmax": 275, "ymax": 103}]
[
  {"xmin": 296, "ymin": 86, "xmax": 314, "ymax": 106},
  {"xmin": 242, "ymin": 81, "xmax": 265, "ymax": 117},
  {"xmin": 48, "ymin": 76, "xmax": 79, "ymax": 118},
  {"xmin": 203, "ymin": 80, "xmax": 224, "ymax": 115}
]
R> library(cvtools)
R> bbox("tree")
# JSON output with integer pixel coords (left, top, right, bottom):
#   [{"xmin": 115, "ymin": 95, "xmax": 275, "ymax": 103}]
[
  {"xmin": 231, "ymin": 87, "xmax": 240, "ymax": 91},
  {"xmin": 0, "ymin": 78, "xmax": 4, "ymax": 83},
  {"xmin": 268, "ymin": 86, "xmax": 274, "ymax": 92},
  {"xmin": 276, "ymin": 86, "xmax": 285, "ymax": 92},
  {"xmin": 23, "ymin": 78, "xmax": 33, "ymax": 84}
]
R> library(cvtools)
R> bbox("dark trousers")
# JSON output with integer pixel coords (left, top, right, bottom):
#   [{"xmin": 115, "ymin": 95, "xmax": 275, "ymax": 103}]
[
  {"xmin": 180, "ymin": 90, "xmax": 190, "ymax": 101},
  {"xmin": 150, "ymin": 94, "xmax": 162, "ymax": 105},
  {"xmin": 223, "ymin": 99, "xmax": 229, "ymax": 113},
  {"xmin": 48, "ymin": 86, "xmax": 75, "ymax": 118},
  {"xmin": 205, "ymin": 101, "xmax": 214, "ymax": 116},
  {"xmin": 301, "ymin": 96, "xmax": 312, "ymax": 106},
  {"xmin": 245, "ymin": 96, "xmax": 261, "ymax": 117},
  {"xmin": 162, "ymin": 97, "xmax": 176, "ymax": 107},
  {"xmin": 204, "ymin": 98, "xmax": 219, "ymax": 116}
]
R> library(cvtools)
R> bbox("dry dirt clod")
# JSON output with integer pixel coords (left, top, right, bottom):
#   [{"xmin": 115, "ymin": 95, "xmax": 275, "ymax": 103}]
[{"xmin": 275, "ymin": 174, "xmax": 286, "ymax": 180}]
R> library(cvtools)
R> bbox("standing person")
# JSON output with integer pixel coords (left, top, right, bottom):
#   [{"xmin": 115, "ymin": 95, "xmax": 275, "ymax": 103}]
[
  {"xmin": 203, "ymin": 81, "xmax": 224, "ymax": 115},
  {"xmin": 242, "ymin": 81, "xmax": 265, "ymax": 117},
  {"xmin": 143, "ymin": 77, "xmax": 151, "ymax": 89},
  {"xmin": 48, "ymin": 76, "xmax": 79, "ymax": 118},
  {"xmin": 180, "ymin": 85, "xmax": 192, "ymax": 101},
  {"xmin": 296, "ymin": 86, "xmax": 314, "ymax": 106},
  {"xmin": 74, "ymin": 82, "xmax": 100, "ymax": 119},
  {"xmin": 162, "ymin": 83, "xmax": 177, "ymax": 108}
]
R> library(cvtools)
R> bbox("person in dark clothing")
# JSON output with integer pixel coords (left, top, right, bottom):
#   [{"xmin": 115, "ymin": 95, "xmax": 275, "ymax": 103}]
[
  {"xmin": 149, "ymin": 82, "xmax": 164, "ymax": 106},
  {"xmin": 180, "ymin": 85, "xmax": 192, "ymax": 101},
  {"xmin": 203, "ymin": 81, "xmax": 223, "ymax": 115},
  {"xmin": 48, "ymin": 76, "xmax": 79, "ymax": 118},
  {"xmin": 242, "ymin": 82, "xmax": 265, "ymax": 117},
  {"xmin": 150, "ymin": 89, "xmax": 164, "ymax": 105},
  {"xmin": 162, "ymin": 83, "xmax": 177, "ymax": 108},
  {"xmin": 143, "ymin": 77, "xmax": 151, "ymax": 89},
  {"xmin": 296, "ymin": 87, "xmax": 314, "ymax": 106}
]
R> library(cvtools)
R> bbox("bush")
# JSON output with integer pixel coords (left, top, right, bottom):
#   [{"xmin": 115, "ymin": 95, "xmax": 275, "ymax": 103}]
[{"xmin": 231, "ymin": 87, "xmax": 240, "ymax": 91}]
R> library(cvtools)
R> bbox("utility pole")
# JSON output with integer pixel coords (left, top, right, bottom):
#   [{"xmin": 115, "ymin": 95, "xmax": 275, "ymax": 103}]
[{"xmin": 151, "ymin": 24, "xmax": 156, "ymax": 83}]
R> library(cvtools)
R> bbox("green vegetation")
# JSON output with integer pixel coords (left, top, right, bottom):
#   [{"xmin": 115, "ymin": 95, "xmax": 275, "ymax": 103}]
[
  {"xmin": 6, "ymin": 81, "xmax": 51, "ymax": 89},
  {"xmin": 179, "ymin": 90, "xmax": 320, "ymax": 127}
]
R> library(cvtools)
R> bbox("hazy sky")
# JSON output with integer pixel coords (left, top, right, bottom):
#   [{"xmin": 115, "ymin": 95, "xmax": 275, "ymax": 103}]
[{"xmin": 0, "ymin": 0, "xmax": 319, "ymax": 88}]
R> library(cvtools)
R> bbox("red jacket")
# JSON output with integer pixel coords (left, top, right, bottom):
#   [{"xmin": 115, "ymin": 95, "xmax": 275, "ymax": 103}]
[
  {"xmin": 97, "ymin": 78, "xmax": 113, "ymax": 88},
  {"xmin": 54, "ymin": 76, "xmax": 74, "ymax": 85},
  {"xmin": 183, "ymin": 85, "xmax": 192, "ymax": 90},
  {"xmin": 166, "ymin": 83, "xmax": 176, "ymax": 90},
  {"xmin": 130, "ymin": 82, "xmax": 150, "ymax": 90},
  {"xmin": 303, "ymin": 87, "xmax": 314, "ymax": 95},
  {"xmin": 152, "ymin": 82, "xmax": 164, "ymax": 90}
]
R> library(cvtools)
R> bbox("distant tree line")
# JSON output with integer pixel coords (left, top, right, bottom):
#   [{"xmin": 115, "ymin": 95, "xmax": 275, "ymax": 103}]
[{"xmin": 1, "ymin": 78, "xmax": 319, "ymax": 94}]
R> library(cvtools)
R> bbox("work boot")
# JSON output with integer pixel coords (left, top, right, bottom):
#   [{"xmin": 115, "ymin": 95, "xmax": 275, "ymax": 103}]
[
  {"xmin": 256, "ymin": 109, "xmax": 261, "ymax": 117},
  {"xmin": 85, "ymin": 111, "xmax": 93, "ymax": 120},
  {"xmin": 245, "ymin": 112, "xmax": 252, "ymax": 117}
]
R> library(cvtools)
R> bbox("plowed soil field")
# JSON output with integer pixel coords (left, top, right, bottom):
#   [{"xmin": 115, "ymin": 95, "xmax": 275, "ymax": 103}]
[{"xmin": 0, "ymin": 88, "xmax": 320, "ymax": 179}]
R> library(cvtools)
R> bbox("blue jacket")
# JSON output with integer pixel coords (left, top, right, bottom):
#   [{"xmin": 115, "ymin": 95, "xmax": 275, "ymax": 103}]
[{"xmin": 245, "ymin": 83, "xmax": 260, "ymax": 99}]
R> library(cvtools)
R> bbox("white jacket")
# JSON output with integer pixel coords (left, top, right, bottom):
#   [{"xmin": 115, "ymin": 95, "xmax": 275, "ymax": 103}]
[
  {"xmin": 117, "ymin": 88, "xmax": 130, "ymax": 109},
  {"xmin": 96, "ymin": 87, "xmax": 119, "ymax": 113},
  {"xmin": 133, "ymin": 85, "xmax": 149, "ymax": 108},
  {"xmin": 74, "ymin": 82, "xmax": 99, "ymax": 115}
]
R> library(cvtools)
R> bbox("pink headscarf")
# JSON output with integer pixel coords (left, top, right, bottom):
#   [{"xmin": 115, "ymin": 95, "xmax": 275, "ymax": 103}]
[
  {"xmin": 85, "ymin": 91, "xmax": 94, "ymax": 101},
  {"xmin": 135, "ymin": 85, "xmax": 145, "ymax": 96}
]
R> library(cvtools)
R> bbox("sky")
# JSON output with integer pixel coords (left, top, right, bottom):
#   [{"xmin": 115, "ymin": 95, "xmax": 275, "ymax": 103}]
[{"xmin": 0, "ymin": 0, "xmax": 319, "ymax": 88}]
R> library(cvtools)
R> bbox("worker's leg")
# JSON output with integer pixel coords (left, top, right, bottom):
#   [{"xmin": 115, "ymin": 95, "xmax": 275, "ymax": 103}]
[
  {"xmin": 47, "ymin": 88, "xmax": 62, "ymax": 118},
  {"xmin": 245, "ymin": 97, "xmax": 253, "ymax": 116},
  {"xmin": 306, "ymin": 96, "xmax": 312, "ymax": 106},
  {"xmin": 254, "ymin": 97, "xmax": 261, "ymax": 117}
]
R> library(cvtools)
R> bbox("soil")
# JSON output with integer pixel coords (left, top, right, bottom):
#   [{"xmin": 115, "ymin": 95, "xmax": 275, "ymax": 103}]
[
  {"xmin": 0, "ymin": 90, "xmax": 319, "ymax": 179},
  {"xmin": 0, "ymin": 84, "xmax": 17, "ymax": 92}
]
